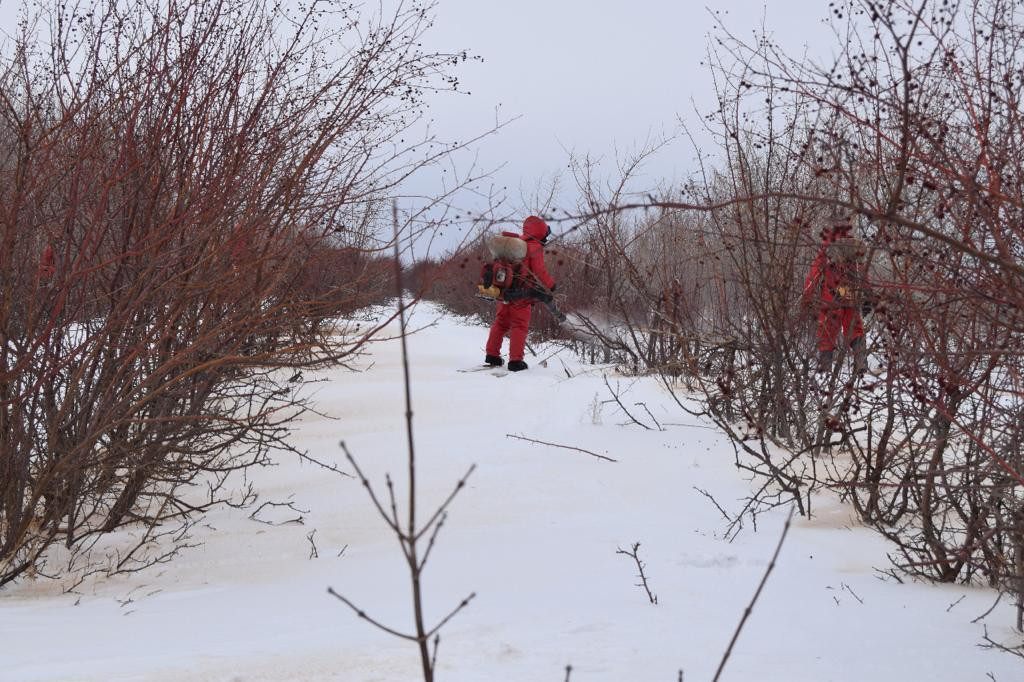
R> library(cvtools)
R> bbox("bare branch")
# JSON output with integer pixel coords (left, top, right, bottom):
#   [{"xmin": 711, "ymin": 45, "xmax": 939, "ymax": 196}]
[
  {"xmin": 326, "ymin": 587, "xmax": 417, "ymax": 642},
  {"xmin": 713, "ymin": 507, "xmax": 795, "ymax": 682},
  {"xmin": 505, "ymin": 433, "xmax": 618, "ymax": 463},
  {"xmin": 616, "ymin": 542, "xmax": 658, "ymax": 605}
]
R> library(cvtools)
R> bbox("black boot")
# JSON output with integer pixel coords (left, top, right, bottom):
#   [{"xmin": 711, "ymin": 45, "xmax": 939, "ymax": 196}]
[
  {"xmin": 484, "ymin": 354, "xmax": 503, "ymax": 367},
  {"xmin": 507, "ymin": 360, "xmax": 528, "ymax": 372}
]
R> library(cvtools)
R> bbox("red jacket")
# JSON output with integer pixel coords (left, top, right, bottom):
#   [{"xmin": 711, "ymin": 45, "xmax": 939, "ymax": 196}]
[
  {"xmin": 802, "ymin": 248, "xmax": 868, "ymax": 309},
  {"xmin": 38, "ymin": 244, "xmax": 56, "ymax": 280}
]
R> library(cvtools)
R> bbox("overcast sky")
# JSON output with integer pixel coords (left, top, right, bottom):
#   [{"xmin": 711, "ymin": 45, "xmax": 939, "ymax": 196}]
[
  {"xmin": 415, "ymin": 2, "xmax": 831, "ymax": 224},
  {"xmin": 0, "ymin": 1, "xmax": 834, "ymax": 249}
]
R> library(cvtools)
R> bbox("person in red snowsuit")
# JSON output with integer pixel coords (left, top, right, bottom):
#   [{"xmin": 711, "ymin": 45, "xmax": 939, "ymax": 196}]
[
  {"xmin": 484, "ymin": 216, "xmax": 555, "ymax": 372},
  {"xmin": 38, "ymin": 244, "xmax": 56, "ymax": 280},
  {"xmin": 801, "ymin": 223, "xmax": 873, "ymax": 372}
]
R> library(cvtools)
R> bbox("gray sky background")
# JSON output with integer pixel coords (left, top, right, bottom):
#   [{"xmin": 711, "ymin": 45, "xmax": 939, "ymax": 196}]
[
  {"xmin": 414, "ymin": 1, "xmax": 833, "ymax": 246},
  {"xmin": 0, "ymin": 1, "xmax": 836, "ymax": 251}
]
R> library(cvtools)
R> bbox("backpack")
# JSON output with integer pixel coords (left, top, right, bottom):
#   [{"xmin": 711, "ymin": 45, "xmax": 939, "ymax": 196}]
[
  {"xmin": 824, "ymin": 237, "xmax": 870, "ymax": 308},
  {"xmin": 477, "ymin": 231, "xmax": 528, "ymax": 300},
  {"xmin": 825, "ymin": 236, "xmax": 866, "ymax": 266}
]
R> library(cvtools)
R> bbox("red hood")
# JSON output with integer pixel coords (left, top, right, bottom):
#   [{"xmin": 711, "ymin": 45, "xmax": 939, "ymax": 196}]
[{"xmin": 522, "ymin": 216, "xmax": 550, "ymax": 242}]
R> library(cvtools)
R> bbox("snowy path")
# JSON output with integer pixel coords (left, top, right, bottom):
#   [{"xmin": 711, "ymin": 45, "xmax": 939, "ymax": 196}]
[{"xmin": 1, "ymin": 304, "xmax": 1020, "ymax": 681}]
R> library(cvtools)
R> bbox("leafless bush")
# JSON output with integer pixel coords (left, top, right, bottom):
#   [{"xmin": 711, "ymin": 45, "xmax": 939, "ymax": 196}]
[
  {"xmin": 698, "ymin": 0, "xmax": 1024, "ymax": 622},
  {"xmin": 0, "ymin": 0, "xmax": 474, "ymax": 587},
  {"xmin": 529, "ymin": 0, "xmax": 1024, "ymax": 635}
]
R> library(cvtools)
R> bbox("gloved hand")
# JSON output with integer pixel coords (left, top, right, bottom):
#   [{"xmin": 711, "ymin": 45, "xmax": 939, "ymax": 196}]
[{"xmin": 478, "ymin": 284, "xmax": 501, "ymax": 299}]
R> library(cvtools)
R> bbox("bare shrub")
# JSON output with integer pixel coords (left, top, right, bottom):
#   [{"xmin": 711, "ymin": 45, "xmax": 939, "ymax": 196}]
[
  {"xmin": 529, "ymin": 0, "xmax": 1024, "ymax": 633},
  {"xmin": 696, "ymin": 0, "xmax": 1024, "ymax": 615},
  {"xmin": 0, "ymin": 0, "xmax": 472, "ymax": 586}
]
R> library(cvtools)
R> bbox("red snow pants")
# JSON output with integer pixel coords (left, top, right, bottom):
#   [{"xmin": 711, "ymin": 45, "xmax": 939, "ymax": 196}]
[
  {"xmin": 486, "ymin": 300, "xmax": 533, "ymax": 361},
  {"xmin": 817, "ymin": 306, "xmax": 864, "ymax": 352}
]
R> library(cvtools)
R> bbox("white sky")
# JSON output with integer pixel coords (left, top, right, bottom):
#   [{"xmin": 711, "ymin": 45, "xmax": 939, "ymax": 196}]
[
  {"xmin": 0, "ymin": 1, "xmax": 835, "ymax": 249},
  {"xmin": 416, "ymin": 2, "xmax": 832, "ymax": 221}
]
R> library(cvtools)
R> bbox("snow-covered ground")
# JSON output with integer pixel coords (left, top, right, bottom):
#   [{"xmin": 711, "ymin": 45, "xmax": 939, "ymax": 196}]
[{"xmin": 1, "ymin": 303, "xmax": 1020, "ymax": 681}]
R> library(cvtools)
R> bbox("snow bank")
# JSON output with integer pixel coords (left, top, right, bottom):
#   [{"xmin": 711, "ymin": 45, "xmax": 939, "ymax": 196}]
[{"xmin": 0, "ymin": 303, "xmax": 1019, "ymax": 681}]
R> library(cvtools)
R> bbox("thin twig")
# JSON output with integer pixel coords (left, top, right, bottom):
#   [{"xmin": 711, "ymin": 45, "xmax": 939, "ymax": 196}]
[
  {"xmin": 506, "ymin": 433, "xmax": 618, "ymax": 463},
  {"xmin": 419, "ymin": 512, "xmax": 448, "ymax": 571},
  {"xmin": 430, "ymin": 635, "xmax": 441, "ymax": 673},
  {"xmin": 330, "ymin": 208, "xmax": 477, "ymax": 682},
  {"xmin": 635, "ymin": 401, "xmax": 664, "ymax": 430},
  {"xmin": 414, "ymin": 464, "xmax": 477, "ymax": 542},
  {"xmin": 392, "ymin": 204, "xmax": 434, "ymax": 682},
  {"xmin": 603, "ymin": 375, "xmax": 652, "ymax": 429},
  {"xmin": 712, "ymin": 506, "xmax": 795, "ymax": 682},
  {"xmin": 306, "ymin": 529, "xmax": 319, "ymax": 559},
  {"xmin": 340, "ymin": 441, "xmax": 401, "ymax": 536},
  {"xmin": 661, "ymin": 422, "xmax": 719, "ymax": 431},
  {"xmin": 972, "ymin": 592, "xmax": 1004, "ymax": 624},
  {"xmin": 616, "ymin": 542, "xmax": 658, "ymax": 605},
  {"xmin": 248, "ymin": 498, "xmax": 310, "ymax": 526},
  {"xmin": 297, "ymin": 450, "xmax": 354, "ymax": 478},
  {"xmin": 385, "ymin": 474, "xmax": 402, "ymax": 535},
  {"xmin": 841, "ymin": 582, "xmax": 863, "ymax": 604},
  {"xmin": 425, "ymin": 592, "xmax": 478, "ymax": 638},
  {"xmin": 981, "ymin": 625, "xmax": 1024, "ymax": 661},
  {"xmin": 326, "ymin": 587, "xmax": 416, "ymax": 641},
  {"xmin": 693, "ymin": 486, "xmax": 733, "ymax": 522}
]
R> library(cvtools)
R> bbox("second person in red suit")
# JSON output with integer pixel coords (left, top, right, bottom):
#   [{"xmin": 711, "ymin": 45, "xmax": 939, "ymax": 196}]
[{"xmin": 801, "ymin": 222, "xmax": 874, "ymax": 372}]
